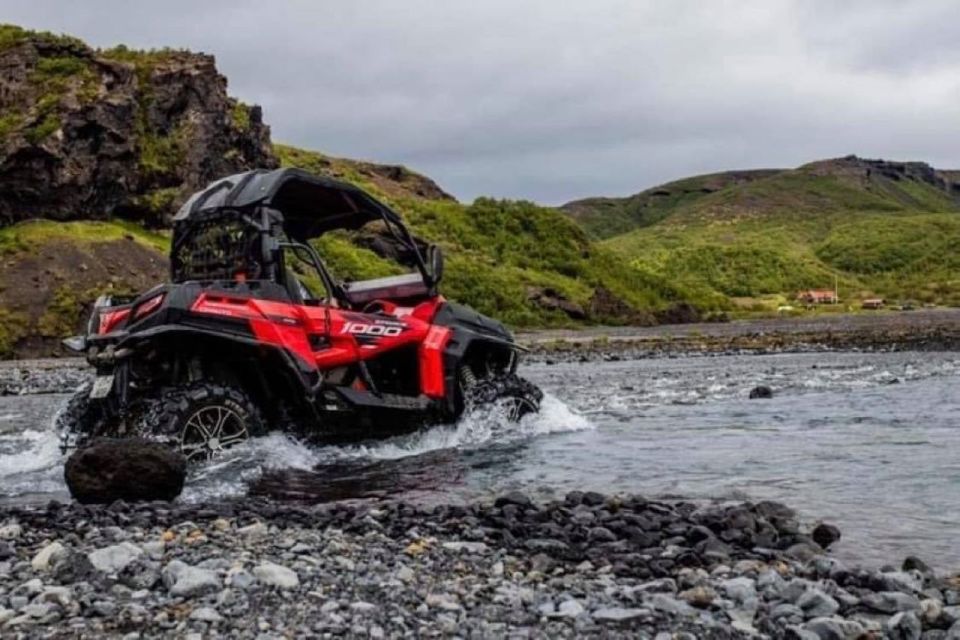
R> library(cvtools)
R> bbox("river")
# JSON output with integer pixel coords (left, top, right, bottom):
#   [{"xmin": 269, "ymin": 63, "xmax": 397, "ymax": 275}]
[{"xmin": 1, "ymin": 350, "xmax": 958, "ymax": 569}]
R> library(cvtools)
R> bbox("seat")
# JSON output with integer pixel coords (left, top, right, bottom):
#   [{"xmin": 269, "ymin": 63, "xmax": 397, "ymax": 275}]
[{"xmin": 340, "ymin": 272, "xmax": 430, "ymax": 306}]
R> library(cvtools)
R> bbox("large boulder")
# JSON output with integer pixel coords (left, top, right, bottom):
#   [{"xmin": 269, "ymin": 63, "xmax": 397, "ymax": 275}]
[
  {"xmin": 0, "ymin": 26, "xmax": 276, "ymax": 226},
  {"xmin": 64, "ymin": 438, "xmax": 186, "ymax": 504}
]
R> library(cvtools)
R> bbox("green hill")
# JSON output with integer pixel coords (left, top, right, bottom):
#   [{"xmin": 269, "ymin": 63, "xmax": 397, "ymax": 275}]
[{"xmin": 595, "ymin": 157, "xmax": 960, "ymax": 310}]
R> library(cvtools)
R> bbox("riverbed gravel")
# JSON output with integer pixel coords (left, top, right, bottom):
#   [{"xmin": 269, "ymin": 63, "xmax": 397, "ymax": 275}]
[{"xmin": 1, "ymin": 491, "xmax": 958, "ymax": 638}]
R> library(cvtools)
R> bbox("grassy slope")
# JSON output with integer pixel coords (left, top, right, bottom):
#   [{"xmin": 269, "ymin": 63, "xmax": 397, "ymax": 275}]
[
  {"xmin": 0, "ymin": 220, "xmax": 170, "ymax": 356},
  {"xmin": 603, "ymin": 163, "xmax": 960, "ymax": 309}
]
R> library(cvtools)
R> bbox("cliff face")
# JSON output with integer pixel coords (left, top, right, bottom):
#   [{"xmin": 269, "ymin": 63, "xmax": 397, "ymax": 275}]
[{"xmin": 0, "ymin": 25, "xmax": 276, "ymax": 226}]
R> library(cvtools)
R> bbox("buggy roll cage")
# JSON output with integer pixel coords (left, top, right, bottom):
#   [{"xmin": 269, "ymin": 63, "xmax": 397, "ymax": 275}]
[{"xmin": 169, "ymin": 168, "xmax": 437, "ymax": 300}]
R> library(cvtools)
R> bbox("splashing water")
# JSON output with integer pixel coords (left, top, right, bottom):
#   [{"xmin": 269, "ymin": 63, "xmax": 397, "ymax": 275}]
[
  {"xmin": 183, "ymin": 392, "xmax": 592, "ymax": 502},
  {"xmin": 337, "ymin": 393, "xmax": 592, "ymax": 460}
]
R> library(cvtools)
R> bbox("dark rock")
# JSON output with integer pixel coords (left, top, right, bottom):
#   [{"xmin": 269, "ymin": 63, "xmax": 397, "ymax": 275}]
[
  {"xmin": 581, "ymin": 492, "xmax": 606, "ymax": 507},
  {"xmin": 494, "ymin": 491, "xmax": 532, "ymax": 509},
  {"xmin": 903, "ymin": 556, "xmax": 933, "ymax": 574},
  {"xmin": 64, "ymin": 438, "xmax": 186, "ymax": 504},
  {"xmin": 587, "ymin": 287, "xmax": 655, "ymax": 325},
  {"xmin": 654, "ymin": 302, "xmax": 701, "ymax": 325},
  {"xmin": 811, "ymin": 523, "xmax": 841, "ymax": 549},
  {"xmin": 755, "ymin": 501, "xmax": 797, "ymax": 521},
  {"xmin": 685, "ymin": 525, "xmax": 714, "ymax": 544},
  {"xmin": 587, "ymin": 527, "xmax": 617, "ymax": 543},
  {"xmin": 887, "ymin": 611, "xmax": 922, "ymax": 640},
  {"xmin": 749, "ymin": 385, "xmax": 774, "ymax": 399},
  {"xmin": 525, "ymin": 287, "xmax": 586, "ymax": 320},
  {"xmin": 862, "ymin": 591, "xmax": 921, "ymax": 614},
  {"xmin": 802, "ymin": 617, "xmax": 845, "ymax": 640}
]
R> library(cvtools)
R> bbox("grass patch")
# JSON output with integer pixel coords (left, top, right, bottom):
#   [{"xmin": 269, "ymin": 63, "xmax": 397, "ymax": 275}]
[
  {"xmin": 36, "ymin": 286, "xmax": 84, "ymax": 338},
  {"xmin": 0, "ymin": 113, "xmax": 22, "ymax": 139},
  {"xmin": 0, "ymin": 220, "xmax": 170, "ymax": 256},
  {"xmin": 231, "ymin": 101, "xmax": 251, "ymax": 132},
  {"xmin": 0, "ymin": 309, "xmax": 29, "ymax": 357},
  {"xmin": 24, "ymin": 113, "xmax": 60, "ymax": 144},
  {"xmin": 0, "ymin": 24, "xmax": 87, "ymax": 53}
]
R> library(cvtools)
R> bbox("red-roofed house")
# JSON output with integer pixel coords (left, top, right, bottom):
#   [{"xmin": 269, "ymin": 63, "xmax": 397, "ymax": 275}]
[{"xmin": 796, "ymin": 289, "xmax": 838, "ymax": 304}]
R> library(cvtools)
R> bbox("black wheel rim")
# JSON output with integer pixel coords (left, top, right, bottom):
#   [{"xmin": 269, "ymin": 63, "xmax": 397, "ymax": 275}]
[
  {"xmin": 180, "ymin": 405, "xmax": 249, "ymax": 461},
  {"xmin": 503, "ymin": 396, "xmax": 538, "ymax": 422}
]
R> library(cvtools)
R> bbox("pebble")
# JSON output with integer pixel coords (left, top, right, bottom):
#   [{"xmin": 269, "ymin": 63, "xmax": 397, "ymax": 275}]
[
  {"xmin": 350, "ymin": 601, "xmax": 378, "ymax": 614},
  {"xmin": 557, "ymin": 599, "xmax": 585, "ymax": 618},
  {"xmin": 395, "ymin": 565, "xmax": 415, "ymax": 583},
  {"xmin": 253, "ymin": 562, "xmax": 299, "ymax": 589},
  {"xmin": 425, "ymin": 593, "xmax": 461, "ymax": 612},
  {"xmin": 163, "ymin": 561, "xmax": 220, "ymax": 598},
  {"xmin": 88, "ymin": 542, "xmax": 143, "ymax": 574},
  {"xmin": 592, "ymin": 607, "xmax": 648, "ymax": 622},
  {"xmin": 227, "ymin": 568, "xmax": 255, "ymax": 589},
  {"xmin": 441, "ymin": 541, "xmax": 488, "ymax": 554},
  {"xmin": 888, "ymin": 611, "xmax": 922, "ymax": 640},
  {"xmin": 0, "ymin": 522, "xmax": 22, "ymax": 540},
  {"xmin": 678, "ymin": 585, "xmax": 715, "ymax": 608},
  {"xmin": 31, "ymin": 541, "xmax": 65, "ymax": 571},
  {"xmin": 190, "ymin": 607, "xmax": 223, "ymax": 623},
  {"xmin": 862, "ymin": 591, "xmax": 921, "ymax": 613},
  {"xmin": 797, "ymin": 588, "xmax": 840, "ymax": 618}
]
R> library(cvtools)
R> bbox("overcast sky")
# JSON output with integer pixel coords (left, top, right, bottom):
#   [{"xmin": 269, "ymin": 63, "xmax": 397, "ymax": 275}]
[{"xmin": 3, "ymin": 0, "xmax": 958, "ymax": 203}]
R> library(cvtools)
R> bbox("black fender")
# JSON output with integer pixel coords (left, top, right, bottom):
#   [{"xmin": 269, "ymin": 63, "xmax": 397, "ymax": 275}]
[
  {"xmin": 108, "ymin": 324, "xmax": 321, "ymax": 422},
  {"xmin": 432, "ymin": 302, "xmax": 524, "ymax": 415}
]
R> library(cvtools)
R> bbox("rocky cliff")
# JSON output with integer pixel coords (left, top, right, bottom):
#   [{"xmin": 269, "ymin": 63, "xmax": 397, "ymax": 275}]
[{"xmin": 0, "ymin": 25, "xmax": 276, "ymax": 226}]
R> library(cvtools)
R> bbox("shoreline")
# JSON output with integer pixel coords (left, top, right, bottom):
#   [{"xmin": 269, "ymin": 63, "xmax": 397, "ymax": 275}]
[{"xmin": 1, "ymin": 491, "xmax": 953, "ymax": 638}]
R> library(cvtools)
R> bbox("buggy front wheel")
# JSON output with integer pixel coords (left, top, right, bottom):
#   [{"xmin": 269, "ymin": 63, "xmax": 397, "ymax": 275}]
[{"xmin": 462, "ymin": 373, "xmax": 543, "ymax": 422}]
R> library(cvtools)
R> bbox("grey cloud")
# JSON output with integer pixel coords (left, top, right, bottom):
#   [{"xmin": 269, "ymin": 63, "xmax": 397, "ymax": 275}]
[{"xmin": 1, "ymin": 0, "xmax": 958, "ymax": 203}]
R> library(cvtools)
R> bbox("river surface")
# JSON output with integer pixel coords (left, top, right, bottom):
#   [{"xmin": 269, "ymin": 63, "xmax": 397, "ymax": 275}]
[{"xmin": 1, "ymin": 350, "xmax": 959, "ymax": 569}]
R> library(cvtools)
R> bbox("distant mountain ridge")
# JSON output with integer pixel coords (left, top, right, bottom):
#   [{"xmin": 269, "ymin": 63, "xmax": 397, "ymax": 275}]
[
  {"xmin": 581, "ymin": 155, "xmax": 960, "ymax": 311},
  {"xmin": 562, "ymin": 156, "xmax": 960, "ymax": 239},
  {"xmin": 562, "ymin": 169, "xmax": 781, "ymax": 239}
]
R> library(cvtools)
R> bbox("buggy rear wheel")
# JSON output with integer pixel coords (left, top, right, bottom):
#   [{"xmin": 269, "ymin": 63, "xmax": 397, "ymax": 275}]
[{"xmin": 138, "ymin": 383, "xmax": 265, "ymax": 462}]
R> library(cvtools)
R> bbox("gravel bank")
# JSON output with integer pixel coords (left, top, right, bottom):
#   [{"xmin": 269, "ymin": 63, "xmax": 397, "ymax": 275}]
[
  {"xmin": 0, "ymin": 358, "xmax": 87, "ymax": 396},
  {"xmin": 519, "ymin": 309, "xmax": 960, "ymax": 364},
  {"xmin": 1, "ymin": 492, "xmax": 956, "ymax": 638}
]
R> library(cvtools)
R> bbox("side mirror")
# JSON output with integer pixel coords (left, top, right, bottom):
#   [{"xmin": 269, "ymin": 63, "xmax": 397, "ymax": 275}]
[{"xmin": 427, "ymin": 244, "xmax": 444, "ymax": 286}]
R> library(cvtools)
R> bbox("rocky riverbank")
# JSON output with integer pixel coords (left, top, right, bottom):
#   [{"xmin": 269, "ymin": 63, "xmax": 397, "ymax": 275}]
[
  {"xmin": 0, "ymin": 491, "xmax": 955, "ymax": 638},
  {"xmin": 520, "ymin": 309, "xmax": 960, "ymax": 364}
]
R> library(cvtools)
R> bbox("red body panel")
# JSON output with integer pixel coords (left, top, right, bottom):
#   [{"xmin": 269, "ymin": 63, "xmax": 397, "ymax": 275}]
[{"xmin": 189, "ymin": 293, "xmax": 449, "ymax": 397}]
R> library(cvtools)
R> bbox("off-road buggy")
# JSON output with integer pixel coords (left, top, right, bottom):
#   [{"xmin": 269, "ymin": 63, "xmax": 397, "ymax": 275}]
[{"xmin": 58, "ymin": 168, "xmax": 542, "ymax": 460}]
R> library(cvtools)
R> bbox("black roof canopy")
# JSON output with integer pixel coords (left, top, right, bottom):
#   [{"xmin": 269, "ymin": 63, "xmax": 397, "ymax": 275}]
[{"xmin": 174, "ymin": 168, "xmax": 399, "ymax": 240}]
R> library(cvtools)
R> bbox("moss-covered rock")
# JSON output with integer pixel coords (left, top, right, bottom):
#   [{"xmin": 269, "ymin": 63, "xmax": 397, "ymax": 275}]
[{"xmin": 0, "ymin": 25, "xmax": 276, "ymax": 226}]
